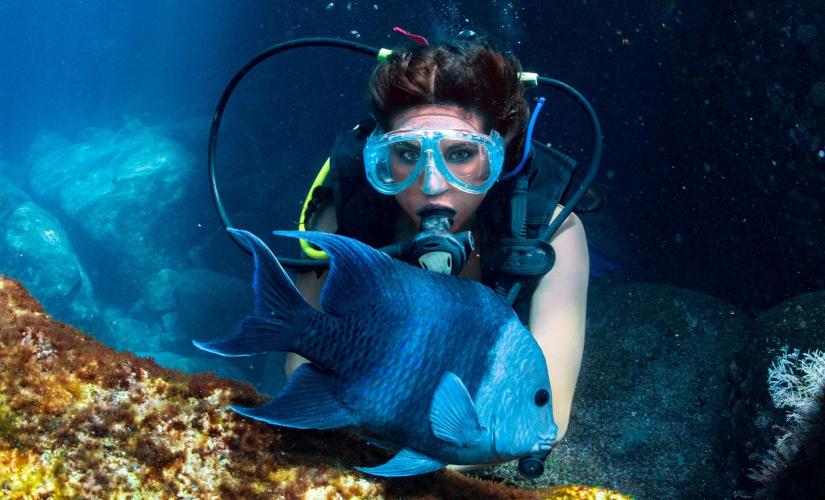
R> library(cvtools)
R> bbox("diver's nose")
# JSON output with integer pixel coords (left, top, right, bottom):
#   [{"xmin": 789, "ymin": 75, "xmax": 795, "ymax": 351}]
[{"xmin": 420, "ymin": 149, "xmax": 449, "ymax": 196}]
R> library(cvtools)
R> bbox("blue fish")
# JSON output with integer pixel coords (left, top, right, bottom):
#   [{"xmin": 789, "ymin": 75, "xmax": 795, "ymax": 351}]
[{"xmin": 193, "ymin": 228, "xmax": 556, "ymax": 477}]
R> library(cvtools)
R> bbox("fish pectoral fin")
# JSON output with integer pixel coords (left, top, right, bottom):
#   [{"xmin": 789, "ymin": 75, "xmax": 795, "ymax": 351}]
[
  {"xmin": 230, "ymin": 363, "xmax": 359, "ymax": 430},
  {"xmin": 429, "ymin": 371, "xmax": 485, "ymax": 448},
  {"xmin": 356, "ymin": 448, "xmax": 445, "ymax": 477}
]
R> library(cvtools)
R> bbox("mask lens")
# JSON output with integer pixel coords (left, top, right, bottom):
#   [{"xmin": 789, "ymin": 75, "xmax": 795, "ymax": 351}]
[
  {"xmin": 388, "ymin": 140, "xmax": 423, "ymax": 183},
  {"xmin": 365, "ymin": 136, "xmax": 424, "ymax": 194},
  {"xmin": 439, "ymin": 139, "xmax": 491, "ymax": 188}
]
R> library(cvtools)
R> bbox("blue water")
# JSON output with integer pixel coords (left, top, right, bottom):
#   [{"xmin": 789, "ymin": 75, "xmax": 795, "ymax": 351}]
[
  {"xmin": 1, "ymin": 0, "xmax": 822, "ymax": 408},
  {"xmin": 0, "ymin": 0, "xmax": 674, "ymax": 392},
  {"xmin": 3, "ymin": 2, "xmax": 825, "ymax": 496}
]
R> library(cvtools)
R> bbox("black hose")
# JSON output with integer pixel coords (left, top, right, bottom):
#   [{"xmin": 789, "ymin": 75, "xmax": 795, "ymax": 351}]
[
  {"xmin": 504, "ymin": 77, "xmax": 603, "ymax": 306},
  {"xmin": 208, "ymin": 38, "xmax": 379, "ymax": 269},
  {"xmin": 535, "ymin": 76, "xmax": 603, "ymax": 243}
]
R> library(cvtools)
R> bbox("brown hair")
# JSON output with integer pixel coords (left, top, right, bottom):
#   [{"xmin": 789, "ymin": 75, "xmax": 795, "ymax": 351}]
[{"xmin": 367, "ymin": 41, "xmax": 530, "ymax": 172}]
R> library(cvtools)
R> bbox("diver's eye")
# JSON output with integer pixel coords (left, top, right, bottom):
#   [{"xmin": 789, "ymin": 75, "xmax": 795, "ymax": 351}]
[
  {"xmin": 445, "ymin": 146, "xmax": 476, "ymax": 163},
  {"xmin": 401, "ymin": 150, "xmax": 420, "ymax": 162},
  {"xmin": 534, "ymin": 389, "xmax": 550, "ymax": 407},
  {"xmin": 391, "ymin": 142, "xmax": 420, "ymax": 164}
]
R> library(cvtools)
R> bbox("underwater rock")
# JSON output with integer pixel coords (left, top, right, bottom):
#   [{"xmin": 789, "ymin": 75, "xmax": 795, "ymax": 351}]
[
  {"xmin": 755, "ymin": 289, "xmax": 825, "ymax": 353},
  {"xmin": 137, "ymin": 268, "xmax": 180, "ymax": 315},
  {"xmin": 0, "ymin": 174, "xmax": 31, "ymax": 221},
  {"xmin": 171, "ymin": 267, "xmax": 286, "ymax": 396},
  {"xmin": 102, "ymin": 303, "xmax": 257, "ymax": 389},
  {"xmin": 172, "ymin": 268, "xmax": 251, "ymax": 352},
  {"xmin": 25, "ymin": 123, "xmax": 198, "ymax": 296},
  {"xmin": 102, "ymin": 307, "xmax": 160, "ymax": 353},
  {"xmin": 0, "ymin": 275, "xmax": 627, "ymax": 498},
  {"xmin": 473, "ymin": 283, "xmax": 750, "ymax": 497},
  {"xmin": 0, "ymin": 176, "xmax": 104, "ymax": 336}
]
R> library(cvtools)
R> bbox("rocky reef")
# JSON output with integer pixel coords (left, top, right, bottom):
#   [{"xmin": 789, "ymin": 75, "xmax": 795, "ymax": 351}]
[{"xmin": 0, "ymin": 275, "xmax": 628, "ymax": 499}]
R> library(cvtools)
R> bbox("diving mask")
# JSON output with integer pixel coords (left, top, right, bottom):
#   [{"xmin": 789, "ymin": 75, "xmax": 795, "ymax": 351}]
[{"xmin": 364, "ymin": 127, "xmax": 505, "ymax": 195}]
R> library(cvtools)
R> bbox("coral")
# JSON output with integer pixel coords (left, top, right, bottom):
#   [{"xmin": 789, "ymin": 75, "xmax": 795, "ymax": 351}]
[
  {"xmin": 766, "ymin": 347, "xmax": 825, "ymax": 417},
  {"xmin": 750, "ymin": 346, "xmax": 825, "ymax": 497},
  {"xmin": 0, "ymin": 275, "xmax": 627, "ymax": 498}
]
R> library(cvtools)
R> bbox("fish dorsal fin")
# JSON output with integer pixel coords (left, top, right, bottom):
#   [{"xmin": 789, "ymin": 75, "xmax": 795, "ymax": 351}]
[
  {"xmin": 430, "ymin": 371, "xmax": 486, "ymax": 448},
  {"xmin": 229, "ymin": 363, "xmax": 359, "ymax": 430},
  {"xmin": 273, "ymin": 230, "xmax": 399, "ymax": 317},
  {"xmin": 355, "ymin": 448, "xmax": 445, "ymax": 477}
]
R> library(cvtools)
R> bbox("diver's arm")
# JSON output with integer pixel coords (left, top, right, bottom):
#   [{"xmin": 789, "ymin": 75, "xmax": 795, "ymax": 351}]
[
  {"xmin": 529, "ymin": 206, "xmax": 589, "ymax": 442},
  {"xmin": 448, "ymin": 209, "xmax": 587, "ymax": 474},
  {"xmin": 285, "ymin": 203, "xmax": 337, "ymax": 379}
]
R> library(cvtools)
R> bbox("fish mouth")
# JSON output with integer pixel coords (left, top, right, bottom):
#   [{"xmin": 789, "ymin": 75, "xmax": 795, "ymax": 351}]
[
  {"xmin": 533, "ymin": 434, "xmax": 555, "ymax": 453},
  {"xmin": 537, "ymin": 439, "xmax": 553, "ymax": 452}
]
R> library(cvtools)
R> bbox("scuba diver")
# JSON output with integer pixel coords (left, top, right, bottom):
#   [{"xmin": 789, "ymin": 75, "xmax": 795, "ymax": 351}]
[
  {"xmin": 287, "ymin": 35, "xmax": 588, "ymax": 472},
  {"xmin": 208, "ymin": 28, "xmax": 602, "ymax": 476}
]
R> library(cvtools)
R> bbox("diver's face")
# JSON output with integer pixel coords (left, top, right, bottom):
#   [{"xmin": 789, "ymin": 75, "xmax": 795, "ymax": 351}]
[{"xmin": 389, "ymin": 105, "xmax": 490, "ymax": 231}]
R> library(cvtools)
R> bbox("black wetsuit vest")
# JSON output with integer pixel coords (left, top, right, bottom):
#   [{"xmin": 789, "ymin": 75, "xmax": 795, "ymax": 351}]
[{"xmin": 308, "ymin": 118, "xmax": 576, "ymax": 323}]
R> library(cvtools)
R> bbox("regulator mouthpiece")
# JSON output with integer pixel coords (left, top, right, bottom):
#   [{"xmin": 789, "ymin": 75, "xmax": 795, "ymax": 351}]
[{"xmin": 402, "ymin": 208, "xmax": 474, "ymax": 275}]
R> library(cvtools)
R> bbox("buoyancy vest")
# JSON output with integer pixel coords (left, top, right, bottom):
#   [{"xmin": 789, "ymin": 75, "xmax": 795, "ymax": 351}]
[{"xmin": 308, "ymin": 117, "xmax": 576, "ymax": 323}]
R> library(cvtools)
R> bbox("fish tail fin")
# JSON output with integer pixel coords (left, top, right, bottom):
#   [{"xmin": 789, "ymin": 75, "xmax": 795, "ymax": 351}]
[{"xmin": 192, "ymin": 228, "xmax": 314, "ymax": 357}]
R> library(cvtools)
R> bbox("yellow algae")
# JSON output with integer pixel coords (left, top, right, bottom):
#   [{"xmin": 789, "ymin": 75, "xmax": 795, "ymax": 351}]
[
  {"xmin": 0, "ymin": 395, "xmax": 19, "ymax": 439},
  {"xmin": 0, "ymin": 448, "xmax": 62, "ymax": 499},
  {"xmin": 0, "ymin": 276, "xmax": 634, "ymax": 498},
  {"xmin": 545, "ymin": 485, "xmax": 635, "ymax": 499},
  {"xmin": 331, "ymin": 474, "xmax": 382, "ymax": 499},
  {"xmin": 2, "ymin": 279, "xmax": 42, "ymax": 319},
  {"xmin": 270, "ymin": 465, "xmax": 299, "ymax": 484}
]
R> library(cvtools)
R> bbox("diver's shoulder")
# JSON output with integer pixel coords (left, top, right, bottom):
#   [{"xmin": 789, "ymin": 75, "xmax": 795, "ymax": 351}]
[{"xmin": 550, "ymin": 205, "xmax": 585, "ymax": 235}]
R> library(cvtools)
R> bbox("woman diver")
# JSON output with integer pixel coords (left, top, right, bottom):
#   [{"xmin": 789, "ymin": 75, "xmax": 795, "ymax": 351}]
[{"xmin": 284, "ymin": 36, "xmax": 590, "ymax": 471}]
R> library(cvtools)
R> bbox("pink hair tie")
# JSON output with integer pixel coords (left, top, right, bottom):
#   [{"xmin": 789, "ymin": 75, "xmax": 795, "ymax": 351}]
[{"xmin": 392, "ymin": 27, "xmax": 429, "ymax": 46}]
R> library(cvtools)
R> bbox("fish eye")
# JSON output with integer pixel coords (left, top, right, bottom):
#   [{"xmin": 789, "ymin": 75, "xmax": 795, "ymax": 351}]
[{"xmin": 534, "ymin": 389, "xmax": 550, "ymax": 407}]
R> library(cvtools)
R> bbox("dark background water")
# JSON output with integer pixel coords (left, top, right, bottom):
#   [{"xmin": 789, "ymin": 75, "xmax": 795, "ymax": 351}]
[{"xmin": 1, "ymin": 0, "xmax": 823, "ymax": 383}]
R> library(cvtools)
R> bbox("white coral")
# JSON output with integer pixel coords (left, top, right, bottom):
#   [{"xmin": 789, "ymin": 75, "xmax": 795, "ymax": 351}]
[
  {"xmin": 751, "ymin": 345, "xmax": 825, "ymax": 489},
  {"xmin": 767, "ymin": 346, "xmax": 825, "ymax": 422}
]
